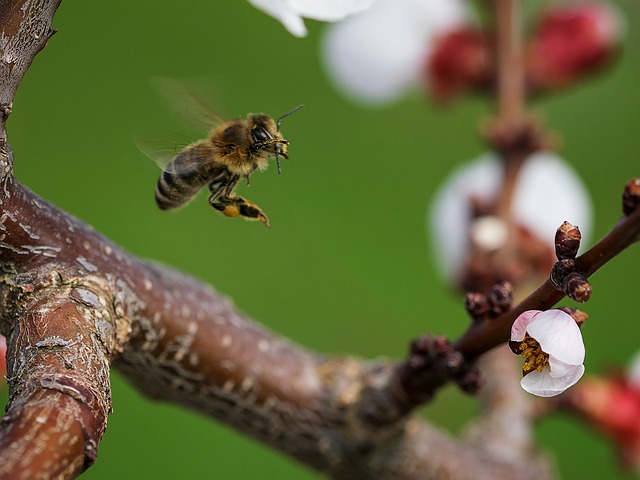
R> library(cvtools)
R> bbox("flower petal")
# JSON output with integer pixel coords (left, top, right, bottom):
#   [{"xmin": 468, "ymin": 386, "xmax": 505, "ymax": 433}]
[
  {"xmin": 527, "ymin": 309, "xmax": 585, "ymax": 366},
  {"xmin": 249, "ymin": 0, "xmax": 308, "ymax": 36},
  {"xmin": 248, "ymin": 0, "xmax": 375, "ymax": 37},
  {"xmin": 513, "ymin": 152, "xmax": 592, "ymax": 252},
  {"xmin": 289, "ymin": 0, "xmax": 376, "ymax": 21},
  {"xmin": 322, "ymin": 2, "xmax": 425, "ymax": 103},
  {"xmin": 510, "ymin": 310, "xmax": 542, "ymax": 342},
  {"xmin": 521, "ymin": 363, "xmax": 585, "ymax": 397}
]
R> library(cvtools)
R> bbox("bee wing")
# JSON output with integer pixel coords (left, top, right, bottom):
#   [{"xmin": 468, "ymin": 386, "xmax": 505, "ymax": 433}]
[
  {"xmin": 133, "ymin": 130, "xmax": 197, "ymax": 171},
  {"xmin": 152, "ymin": 77, "xmax": 225, "ymax": 132}
]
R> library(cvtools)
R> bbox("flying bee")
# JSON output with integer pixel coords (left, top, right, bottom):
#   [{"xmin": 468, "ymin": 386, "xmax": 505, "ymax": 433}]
[{"xmin": 138, "ymin": 104, "xmax": 303, "ymax": 228}]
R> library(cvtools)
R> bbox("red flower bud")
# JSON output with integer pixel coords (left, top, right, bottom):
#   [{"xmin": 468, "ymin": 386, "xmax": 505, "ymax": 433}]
[
  {"xmin": 527, "ymin": 2, "xmax": 622, "ymax": 90},
  {"xmin": 570, "ymin": 375, "xmax": 640, "ymax": 471},
  {"xmin": 426, "ymin": 27, "xmax": 490, "ymax": 102}
]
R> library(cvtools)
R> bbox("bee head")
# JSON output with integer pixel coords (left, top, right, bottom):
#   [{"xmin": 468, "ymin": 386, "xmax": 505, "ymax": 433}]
[
  {"xmin": 272, "ymin": 105, "xmax": 303, "ymax": 175},
  {"xmin": 249, "ymin": 106, "xmax": 302, "ymax": 175}
]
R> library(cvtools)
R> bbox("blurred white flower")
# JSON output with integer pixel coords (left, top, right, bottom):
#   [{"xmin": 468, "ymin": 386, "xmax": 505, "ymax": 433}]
[
  {"xmin": 429, "ymin": 151, "xmax": 592, "ymax": 282},
  {"xmin": 248, "ymin": 0, "xmax": 377, "ymax": 37},
  {"xmin": 321, "ymin": 0, "xmax": 469, "ymax": 105},
  {"xmin": 510, "ymin": 309, "xmax": 585, "ymax": 397}
]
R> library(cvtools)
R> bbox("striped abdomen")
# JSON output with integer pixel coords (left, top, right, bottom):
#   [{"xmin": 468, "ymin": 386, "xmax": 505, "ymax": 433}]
[{"xmin": 155, "ymin": 144, "xmax": 217, "ymax": 210}]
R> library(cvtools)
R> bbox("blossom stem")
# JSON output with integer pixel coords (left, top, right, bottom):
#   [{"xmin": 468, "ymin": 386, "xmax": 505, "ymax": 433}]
[
  {"xmin": 491, "ymin": 0, "xmax": 529, "ymax": 239},
  {"xmin": 494, "ymin": 0, "xmax": 525, "ymax": 124}
]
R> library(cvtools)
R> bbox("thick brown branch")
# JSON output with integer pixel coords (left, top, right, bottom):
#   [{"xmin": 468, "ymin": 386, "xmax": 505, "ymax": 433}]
[
  {"xmin": 0, "ymin": 160, "xmax": 554, "ymax": 479},
  {"xmin": 0, "ymin": 287, "xmax": 117, "ymax": 479}
]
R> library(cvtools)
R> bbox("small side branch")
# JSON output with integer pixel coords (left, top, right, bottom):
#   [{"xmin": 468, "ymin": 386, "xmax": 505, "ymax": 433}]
[
  {"xmin": 0, "ymin": 0, "xmax": 61, "ymax": 153},
  {"xmin": 455, "ymin": 206, "xmax": 640, "ymax": 361}
]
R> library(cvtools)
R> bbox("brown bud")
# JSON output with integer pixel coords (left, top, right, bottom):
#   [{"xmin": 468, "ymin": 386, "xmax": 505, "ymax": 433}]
[
  {"xmin": 488, "ymin": 281, "xmax": 513, "ymax": 317},
  {"xmin": 564, "ymin": 272, "xmax": 592, "ymax": 303},
  {"xmin": 456, "ymin": 368, "xmax": 483, "ymax": 394},
  {"xmin": 551, "ymin": 258, "xmax": 576, "ymax": 288},
  {"xmin": 465, "ymin": 292, "xmax": 489, "ymax": 321},
  {"xmin": 444, "ymin": 351, "xmax": 464, "ymax": 375},
  {"xmin": 558, "ymin": 306, "xmax": 589, "ymax": 327},
  {"xmin": 433, "ymin": 335, "xmax": 452, "ymax": 354},
  {"xmin": 623, "ymin": 178, "xmax": 640, "ymax": 216},
  {"xmin": 555, "ymin": 221, "xmax": 582, "ymax": 259}
]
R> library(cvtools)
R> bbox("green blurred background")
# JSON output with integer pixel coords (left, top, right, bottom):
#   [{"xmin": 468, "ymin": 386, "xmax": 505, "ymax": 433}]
[{"xmin": 1, "ymin": 0, "xmax": 639, "ymax": 478}]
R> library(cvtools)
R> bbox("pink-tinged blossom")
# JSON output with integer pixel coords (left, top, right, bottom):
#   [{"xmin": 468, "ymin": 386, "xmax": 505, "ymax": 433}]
[
  {"xmin": 248, "ymin": 0, "xmax": 377, "ymax": 37},
  {"xmin": 321, "ymin": 0, "xmax": 469, "ymax": 105},
  {"xmin": 510, "ymin": 309, "xmax": 585, "ymax": 397}
]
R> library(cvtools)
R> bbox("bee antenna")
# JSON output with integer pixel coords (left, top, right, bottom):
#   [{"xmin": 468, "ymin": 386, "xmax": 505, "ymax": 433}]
[{"xmin": 276, "ymin": 104, "xmax": 304, "ymax": 131}]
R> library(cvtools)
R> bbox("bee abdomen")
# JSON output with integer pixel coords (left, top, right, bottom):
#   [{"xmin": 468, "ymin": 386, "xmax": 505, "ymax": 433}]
[{"xmin": 155, "ymin": 147, "xmax": 213, "ymax": 210}]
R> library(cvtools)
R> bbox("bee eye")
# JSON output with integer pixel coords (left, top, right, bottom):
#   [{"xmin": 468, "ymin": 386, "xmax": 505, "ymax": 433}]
[{"xmin": 251, "ymin": 127, "xmax": 271, "ymax": 142}]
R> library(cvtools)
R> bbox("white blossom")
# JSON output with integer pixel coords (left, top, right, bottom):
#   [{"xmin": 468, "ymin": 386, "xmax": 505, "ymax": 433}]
[
  {"xmin": 511, "ymin": 309, "xmax": 586, "ymax": 397},
  {"xmin": 429, "ymin": 151, "xmax": 592, "ymax": 282},
  {"xmin": 248, "ymin": 0, "xmax": 377, "ymax": 37}
]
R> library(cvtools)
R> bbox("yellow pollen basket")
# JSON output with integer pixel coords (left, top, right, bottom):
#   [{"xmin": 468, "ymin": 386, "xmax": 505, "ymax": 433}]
[{"xmin": 223, "ymin": 205, "xmax": 241, "ymax": 218}]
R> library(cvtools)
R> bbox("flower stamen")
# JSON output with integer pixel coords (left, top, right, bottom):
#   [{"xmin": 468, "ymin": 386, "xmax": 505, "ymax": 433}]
[{"xmin": 517, "ymin": 334, "xmax": 550, "ymax": 376}]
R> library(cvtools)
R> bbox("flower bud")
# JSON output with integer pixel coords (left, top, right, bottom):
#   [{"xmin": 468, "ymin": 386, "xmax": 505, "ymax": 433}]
[
  {"xmin": 558, "ymin": 306, "xmax": 589, "ymax": 328},
  {"xmin": 488, "ymin": 281, "xmax": 513, "ymax": 317},
  {"xmin": 465, "ymin": 292, "xmax": 489, "ymax": 321},
  {"xmin": 564, "ymin": 272, "xmax": 592, "ymax": 303},
  {"xmin": 527, "ymin": 2, "xmax": 623, "ymax": 91},
  {"xmin": 551, "ymin": 258, "xmax": 576, "ymax": 289},
  {"xmin": 566, "ymin": 354, "xmax": 640, "ymax": 472},
  {"xmin": 426, "ymin": 27, "xmax": 490, "ymax": 102},
  {"xmin": 623, "ymin": 178, "xmax": 640, "ymax": 216},
  {"xmin": 555, "ymin": 221, "xmax": 582, "ymax": 260}
]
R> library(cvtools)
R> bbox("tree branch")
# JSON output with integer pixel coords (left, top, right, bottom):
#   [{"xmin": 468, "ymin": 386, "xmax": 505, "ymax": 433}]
[
  {"xmin": 0, "ymin": 284, "xmax": 115, "ymax": 478},
  {"xmin": 0, "ymin": 0, "xmax": 60, "ymax": 150}
]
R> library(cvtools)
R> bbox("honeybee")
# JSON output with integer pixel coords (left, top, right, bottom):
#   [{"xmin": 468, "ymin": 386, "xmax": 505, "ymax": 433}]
[{"xmin": 138, "ymin": 102, "xmax": 303, "ymax": 228}]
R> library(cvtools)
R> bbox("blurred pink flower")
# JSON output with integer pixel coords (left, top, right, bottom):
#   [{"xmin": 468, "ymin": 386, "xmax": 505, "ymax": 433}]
[
  {"xmin": 0, "ymin": 334, "xmax": 6, "ymax": 387},
  {"xmin": 563, "ymin": 352, "xmax": 640, "ymax": 471},
  {"xmin": 248, "ymin": 0, "xmax": 376, "ymax": 37},
  {"xmin": 510, "ymin": 309, "xmax": 585, "ymax": 397}
]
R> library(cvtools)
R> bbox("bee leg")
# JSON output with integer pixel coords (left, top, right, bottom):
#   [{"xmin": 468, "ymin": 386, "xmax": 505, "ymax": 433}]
[
  {"xmin": 208, "ymin": 174, "xmax": 238, "ymax": 203},
  {"xmin": 208, "ymin": 183, "xmax": 226, "ymax": 204},
  {"xmin": 236, "ymin": 197, "xmax": 270, "ymax": 228},
  {"xmin": 210, "ymin": 196, "xmax": 270, "ymax": 228}
]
